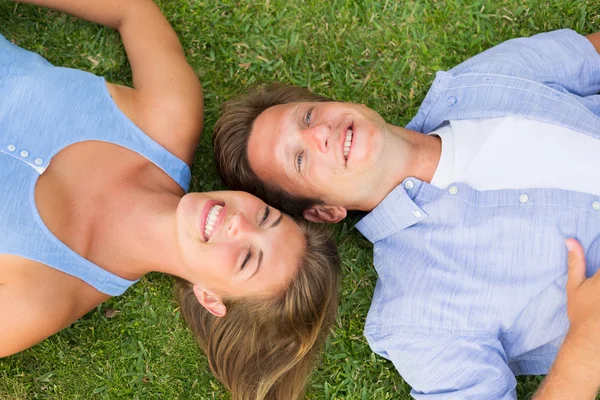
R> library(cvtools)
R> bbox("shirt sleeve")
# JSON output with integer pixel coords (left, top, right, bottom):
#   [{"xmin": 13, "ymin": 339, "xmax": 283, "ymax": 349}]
[
  {"xmin": 448, "ymin": 29, "xmax": 600, "ymax": 97},
  {"xmin": 370, "ymin": 331, "xmax": 517, "ymax": 400}
]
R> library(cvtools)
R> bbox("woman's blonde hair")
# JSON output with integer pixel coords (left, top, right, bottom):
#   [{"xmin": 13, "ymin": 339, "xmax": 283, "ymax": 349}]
[{"xmin": 175, "ymin": 221, "xmax": 341, "ymax": 399}]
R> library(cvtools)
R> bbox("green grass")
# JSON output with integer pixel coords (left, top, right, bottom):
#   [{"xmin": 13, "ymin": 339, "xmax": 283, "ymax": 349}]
[{"xmin": 1, "ymin": 0, "xmax": 599, "ymax": 398}]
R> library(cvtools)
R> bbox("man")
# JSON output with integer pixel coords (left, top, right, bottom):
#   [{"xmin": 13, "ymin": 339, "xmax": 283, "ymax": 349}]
[{"xmin": 213, "ymin": 29, "xmax": 600, "ymax": 398}]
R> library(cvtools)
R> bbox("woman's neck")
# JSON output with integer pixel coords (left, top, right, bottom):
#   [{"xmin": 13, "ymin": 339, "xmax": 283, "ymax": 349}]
[{"xmin": 100, "ymin": 188, "xmax": 188, "ymax": 281}]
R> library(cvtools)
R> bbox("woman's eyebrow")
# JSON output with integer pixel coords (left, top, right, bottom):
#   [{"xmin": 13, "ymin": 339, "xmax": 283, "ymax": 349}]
[
  {"xmin": 270, "ymin": 213, "xmax": 283, "ymax": 229},
  {"xmin": 248, "ymin": 214, "xmax": 283, "ymax": 281},
  {"xmin": 248, "ymin": 250, "xmax": 263, "ymax": 280}
]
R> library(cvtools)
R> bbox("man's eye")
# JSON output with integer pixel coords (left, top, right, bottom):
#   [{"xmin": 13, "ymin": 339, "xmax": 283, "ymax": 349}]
[
  {"xmin": 296, "ymin": 151, "xmax": 304, "ymax": 172},
  {"xmin": 260, "ymin": 206, "xmax": 270, "ymax": 225},
  {"xmin": 241, "ymin": 248, "xmax": 252, "ymax": 270},
  {"xmin": 305, "ymin": 108, "xmax": 313, "ymax": 126}
]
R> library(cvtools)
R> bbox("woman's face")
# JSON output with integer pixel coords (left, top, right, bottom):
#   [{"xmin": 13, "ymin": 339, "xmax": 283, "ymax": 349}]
[{"xmin": 176, "ymin": 191, "xmax": 305, "ymax": 299}]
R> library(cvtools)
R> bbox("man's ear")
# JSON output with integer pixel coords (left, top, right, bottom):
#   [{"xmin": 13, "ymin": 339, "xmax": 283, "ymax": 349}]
[
  {"xmin": 303, "ymin": 205, "xmax": 347, "ymax": 223},
  {"xmin": 193, "ymin": 285, "xmax": 227, "ymax": 317}
]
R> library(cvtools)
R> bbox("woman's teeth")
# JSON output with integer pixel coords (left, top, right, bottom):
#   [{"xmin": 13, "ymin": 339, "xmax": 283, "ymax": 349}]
[
  {"xmin": 204, "ymin": 204, "xmax": 223, "ymax": 239},
  {"xmin": 344, "ymin": 128, "xmax": 353, "ymax": 159}
]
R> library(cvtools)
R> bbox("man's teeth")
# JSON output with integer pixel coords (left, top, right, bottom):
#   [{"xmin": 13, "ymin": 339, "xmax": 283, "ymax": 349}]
[
  {"xmin": 344, "ymin": 128, "xmax": 353, "ymax": 158},
  {"xmin": 204, "ymin": 205, "xmax": 223, "ymax": 239}
]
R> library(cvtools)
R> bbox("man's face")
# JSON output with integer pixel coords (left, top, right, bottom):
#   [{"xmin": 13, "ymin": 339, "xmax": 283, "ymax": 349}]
[{"xmin": 247, "ymin": 101, "xmax": 389, "ymax": 211}]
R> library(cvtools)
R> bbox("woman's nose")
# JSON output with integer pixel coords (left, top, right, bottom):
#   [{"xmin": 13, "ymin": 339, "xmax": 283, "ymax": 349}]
[{"xmin": 227, "ymin": 212, "xmax": 256, "ymax": 238}]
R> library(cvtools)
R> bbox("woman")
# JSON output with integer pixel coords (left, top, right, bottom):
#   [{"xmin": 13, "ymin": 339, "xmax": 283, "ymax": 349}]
[{"xmin": 0, "ymin": 1, "xmax": 341, "ymax": 399}]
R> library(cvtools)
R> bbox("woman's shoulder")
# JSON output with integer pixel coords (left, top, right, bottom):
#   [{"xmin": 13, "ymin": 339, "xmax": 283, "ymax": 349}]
[{"xmin": 106, "ymin": 81, "xmax": 201, "ymax": 165}]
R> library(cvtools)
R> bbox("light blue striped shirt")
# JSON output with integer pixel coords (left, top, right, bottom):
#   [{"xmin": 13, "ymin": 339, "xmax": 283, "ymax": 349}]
[{"xmin": 356, "ymin": 29, "xmax": 600, "ymax": 399}]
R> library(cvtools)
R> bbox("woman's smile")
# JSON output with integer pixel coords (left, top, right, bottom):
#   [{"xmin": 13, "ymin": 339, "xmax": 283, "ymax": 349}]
[{"xmin": 201, "ymin": 200, "xmax": 226, "ymax": 241}]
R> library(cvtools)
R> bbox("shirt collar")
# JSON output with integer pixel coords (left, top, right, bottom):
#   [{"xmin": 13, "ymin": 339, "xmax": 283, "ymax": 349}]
[
  {"xmin": 429, "ymin": 123, "xmax": 455, "ymax": 188},
  {"xmin": 355, "ymin": 178, "xmax": 428, "ymax": 243}
]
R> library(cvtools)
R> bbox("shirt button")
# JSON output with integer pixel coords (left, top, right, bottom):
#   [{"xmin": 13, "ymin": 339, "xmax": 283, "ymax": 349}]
[
  {"xmin": 20, "ymin": 150, "xmax": 29, "ymax": 158},
  {"xmin": 447, "ymin": 96, "xmax": 457, "ymax": 106},
  {"xmin": 593, "ymin": 201, "xmax": 600, "ymax": 211},
  {"xmin": 519, "ymin": 194, "xmax": 529, "ymax": 203},
  {"xmin": 413, "ymin": 210, "xmax": 422, "ymax": 218},
  {"xmin": 7, "ymin": 144, "xmax": 16, "ymax": 152},
  {"xmin": 448, "ymin": 186, "xmax": 459, "ymax": 195},
  {"xmin": 34, "ymin": 158, "xmax": 43, "ymax": 165},
  {"xmin": 404, "ymin": 180, "xmax": 414, "ymax": 190}
]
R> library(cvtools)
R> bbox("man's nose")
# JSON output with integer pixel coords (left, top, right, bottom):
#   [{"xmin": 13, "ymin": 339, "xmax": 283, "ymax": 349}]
[
  {"xmin": 227, "ymin": 212, "xmax": 256, "ymax": 238},
  {"xmin": 306, "ymin": 123, "xmax": 330, "ymax": 153}
]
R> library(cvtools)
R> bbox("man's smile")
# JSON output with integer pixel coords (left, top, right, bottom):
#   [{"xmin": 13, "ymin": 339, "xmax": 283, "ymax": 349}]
[{"xmin": 342, "ymin": 123, "xmax": 354, "ymax": 163}]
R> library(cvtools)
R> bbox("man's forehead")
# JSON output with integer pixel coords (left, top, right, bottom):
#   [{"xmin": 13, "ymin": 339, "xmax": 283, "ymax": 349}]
[
  {"xmin": 258, "ymin": 102, "xmax": 300, "ymax": 123},
  {"xmin": 252, "ymin": 104, "xmax": 299, "ymax": 172}
]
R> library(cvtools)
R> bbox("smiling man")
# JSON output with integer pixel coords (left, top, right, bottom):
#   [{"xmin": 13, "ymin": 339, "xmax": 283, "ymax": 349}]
[{"xmin": 213, "ymin": 29, "xmax": 600, "ymax": 398}]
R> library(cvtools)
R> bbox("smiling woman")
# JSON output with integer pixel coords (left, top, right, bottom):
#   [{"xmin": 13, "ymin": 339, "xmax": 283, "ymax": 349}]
[
  {"xmin": 0, "ymin": 1, "xmax": 341, "ymax": 399},
  {"xmin": 172, "ymin": 192, "xmax": 341, "ymax": 399},
  {"xmin": 175, "ymin": 221, "xmax": 340, "ymax": 400},
  {"xmin": 174, "ymin": 191, "xmax": 306, "ymax": 312}
]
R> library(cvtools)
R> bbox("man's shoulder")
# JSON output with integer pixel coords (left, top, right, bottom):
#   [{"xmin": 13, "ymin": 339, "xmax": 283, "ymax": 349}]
[{"xmin": 448, "ymin": 29, "xmax": 587, "ymax": 77}]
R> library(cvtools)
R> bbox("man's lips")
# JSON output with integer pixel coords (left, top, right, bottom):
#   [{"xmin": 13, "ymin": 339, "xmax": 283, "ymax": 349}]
[{"xmin": 340, "ymin": 122, "xmax": 354, "ymax": 165}]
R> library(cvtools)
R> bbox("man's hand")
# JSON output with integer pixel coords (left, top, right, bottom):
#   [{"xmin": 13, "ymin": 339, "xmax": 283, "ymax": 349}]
[
  {"xmin": 534, "ymin": 239, "xmax": 600, "ymax": 399},
  {"xmin": 565, "ymin": 238, "xmax": 600, "ymax": 336}
]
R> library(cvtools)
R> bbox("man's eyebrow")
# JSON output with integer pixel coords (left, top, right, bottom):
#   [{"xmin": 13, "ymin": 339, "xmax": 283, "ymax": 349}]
[
  {"xmin": 294, "ymin": 103, "xmax": 301, "ymax": 123},
  {"xmin": 249, "ymin": 250, "xmax": 263, "ymax": 280},
  {"xmin": 285, "ymin": 104, "xmax": 302, "ymax": 175}
]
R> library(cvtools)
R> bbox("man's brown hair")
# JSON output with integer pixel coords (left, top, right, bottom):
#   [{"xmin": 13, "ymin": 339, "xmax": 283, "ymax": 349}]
[{"xmin": 213, "ymin": 83, "xmax": 332, "ymax": 217}]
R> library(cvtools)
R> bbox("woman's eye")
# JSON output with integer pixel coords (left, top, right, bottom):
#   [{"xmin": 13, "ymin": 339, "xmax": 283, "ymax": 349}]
[
  {"xmin": 305, "ymin": 108, "xmax": 313, "ymax": 126},
  {"xmin": 260, "ymin": 206, "xmax": 270, "ymax": 225},
  {"xmin": 296, "ymin": 151, "xmax": 304, "ymax": 172},
  {"xmin": 241, "ymin": 248, "xmax": 252, "ymax": 270}
]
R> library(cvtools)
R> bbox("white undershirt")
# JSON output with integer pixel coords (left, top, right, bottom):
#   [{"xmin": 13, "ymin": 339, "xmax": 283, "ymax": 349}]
[{"xmin": 429, "ymin": 116, "xmax": 600, "ymax": 196}]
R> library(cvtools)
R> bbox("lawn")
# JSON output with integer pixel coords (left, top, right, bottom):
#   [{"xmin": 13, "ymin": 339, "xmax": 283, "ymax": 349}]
[{"xmin": 1, "ymin": 0, "xmax": 599, "ymax": 399}]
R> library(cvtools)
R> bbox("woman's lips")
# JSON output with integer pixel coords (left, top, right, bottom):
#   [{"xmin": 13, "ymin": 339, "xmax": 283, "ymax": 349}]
[{"xmin": 199, "ymin": 200, "xmax": 226, "ymax": 242}]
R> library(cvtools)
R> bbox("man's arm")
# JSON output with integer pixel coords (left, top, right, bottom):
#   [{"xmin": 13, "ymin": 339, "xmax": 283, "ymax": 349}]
[
  {"xmin": 373, "ymin": 331, "xmax": 517, "ymax": 399},
  {"xmin": 534, "ymin": 239, "xmax": 600, "ymax": 399},
  {"xmin": 586, "ymin": 32, "xmax": 600, "ymax": 55},
  {"xmin": 13, "ymin": 0, "xmax": 204, "ymax": 164},
  {"xmin": 449, "ymin": 30, "xmax": 600, "ymax": 97}
]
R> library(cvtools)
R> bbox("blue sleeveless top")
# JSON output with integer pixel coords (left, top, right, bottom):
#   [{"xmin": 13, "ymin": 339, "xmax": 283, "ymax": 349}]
[{"xmin": 0, "ymin": 34, "xmax": 192, "ymax": 296}]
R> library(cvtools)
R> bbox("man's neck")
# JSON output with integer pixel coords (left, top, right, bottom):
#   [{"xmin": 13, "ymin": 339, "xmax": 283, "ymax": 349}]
[
  {"xmin": 402, "ymin": 128, "xmax": 442, "ymax": 184},
  {"xmin": 362, "ymin": 125, "xmax": 441, "ymax": 211}
]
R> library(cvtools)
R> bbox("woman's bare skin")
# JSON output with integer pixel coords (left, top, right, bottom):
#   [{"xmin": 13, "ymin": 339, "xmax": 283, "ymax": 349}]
[{"xmin": 0, "ymin": 0, "xmax": 203, "ymax": 357}]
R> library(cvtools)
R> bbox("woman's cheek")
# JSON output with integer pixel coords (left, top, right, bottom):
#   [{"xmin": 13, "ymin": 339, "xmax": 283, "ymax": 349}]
[{"xmin": 217, "ymin": 244, "xmax": 237, "ymax": 273}]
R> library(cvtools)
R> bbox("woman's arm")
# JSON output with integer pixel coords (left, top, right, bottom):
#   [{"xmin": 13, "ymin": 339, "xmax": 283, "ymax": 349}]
[
  {"xmin": 14, "ymin": 0, "xmax": 204, "ymax": 164},
  {"xmin": 0, "ymin": 278, "xmax": 76, "ymax": 358}
]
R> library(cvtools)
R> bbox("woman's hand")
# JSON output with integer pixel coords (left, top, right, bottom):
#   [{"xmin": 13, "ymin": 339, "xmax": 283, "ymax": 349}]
[{"xmin": 534, "ymin": 239, "xmax": 600, "ymax": 399}]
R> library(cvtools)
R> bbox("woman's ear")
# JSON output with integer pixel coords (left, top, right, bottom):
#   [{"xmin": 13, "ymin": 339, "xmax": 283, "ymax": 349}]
[
  {"xmin": 303, "ymin": 205, "xmax": 347, "ymax": 223},
  {"xmin": 193, "ymin": 285, "xmax": 227, "ymax": 317}
]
